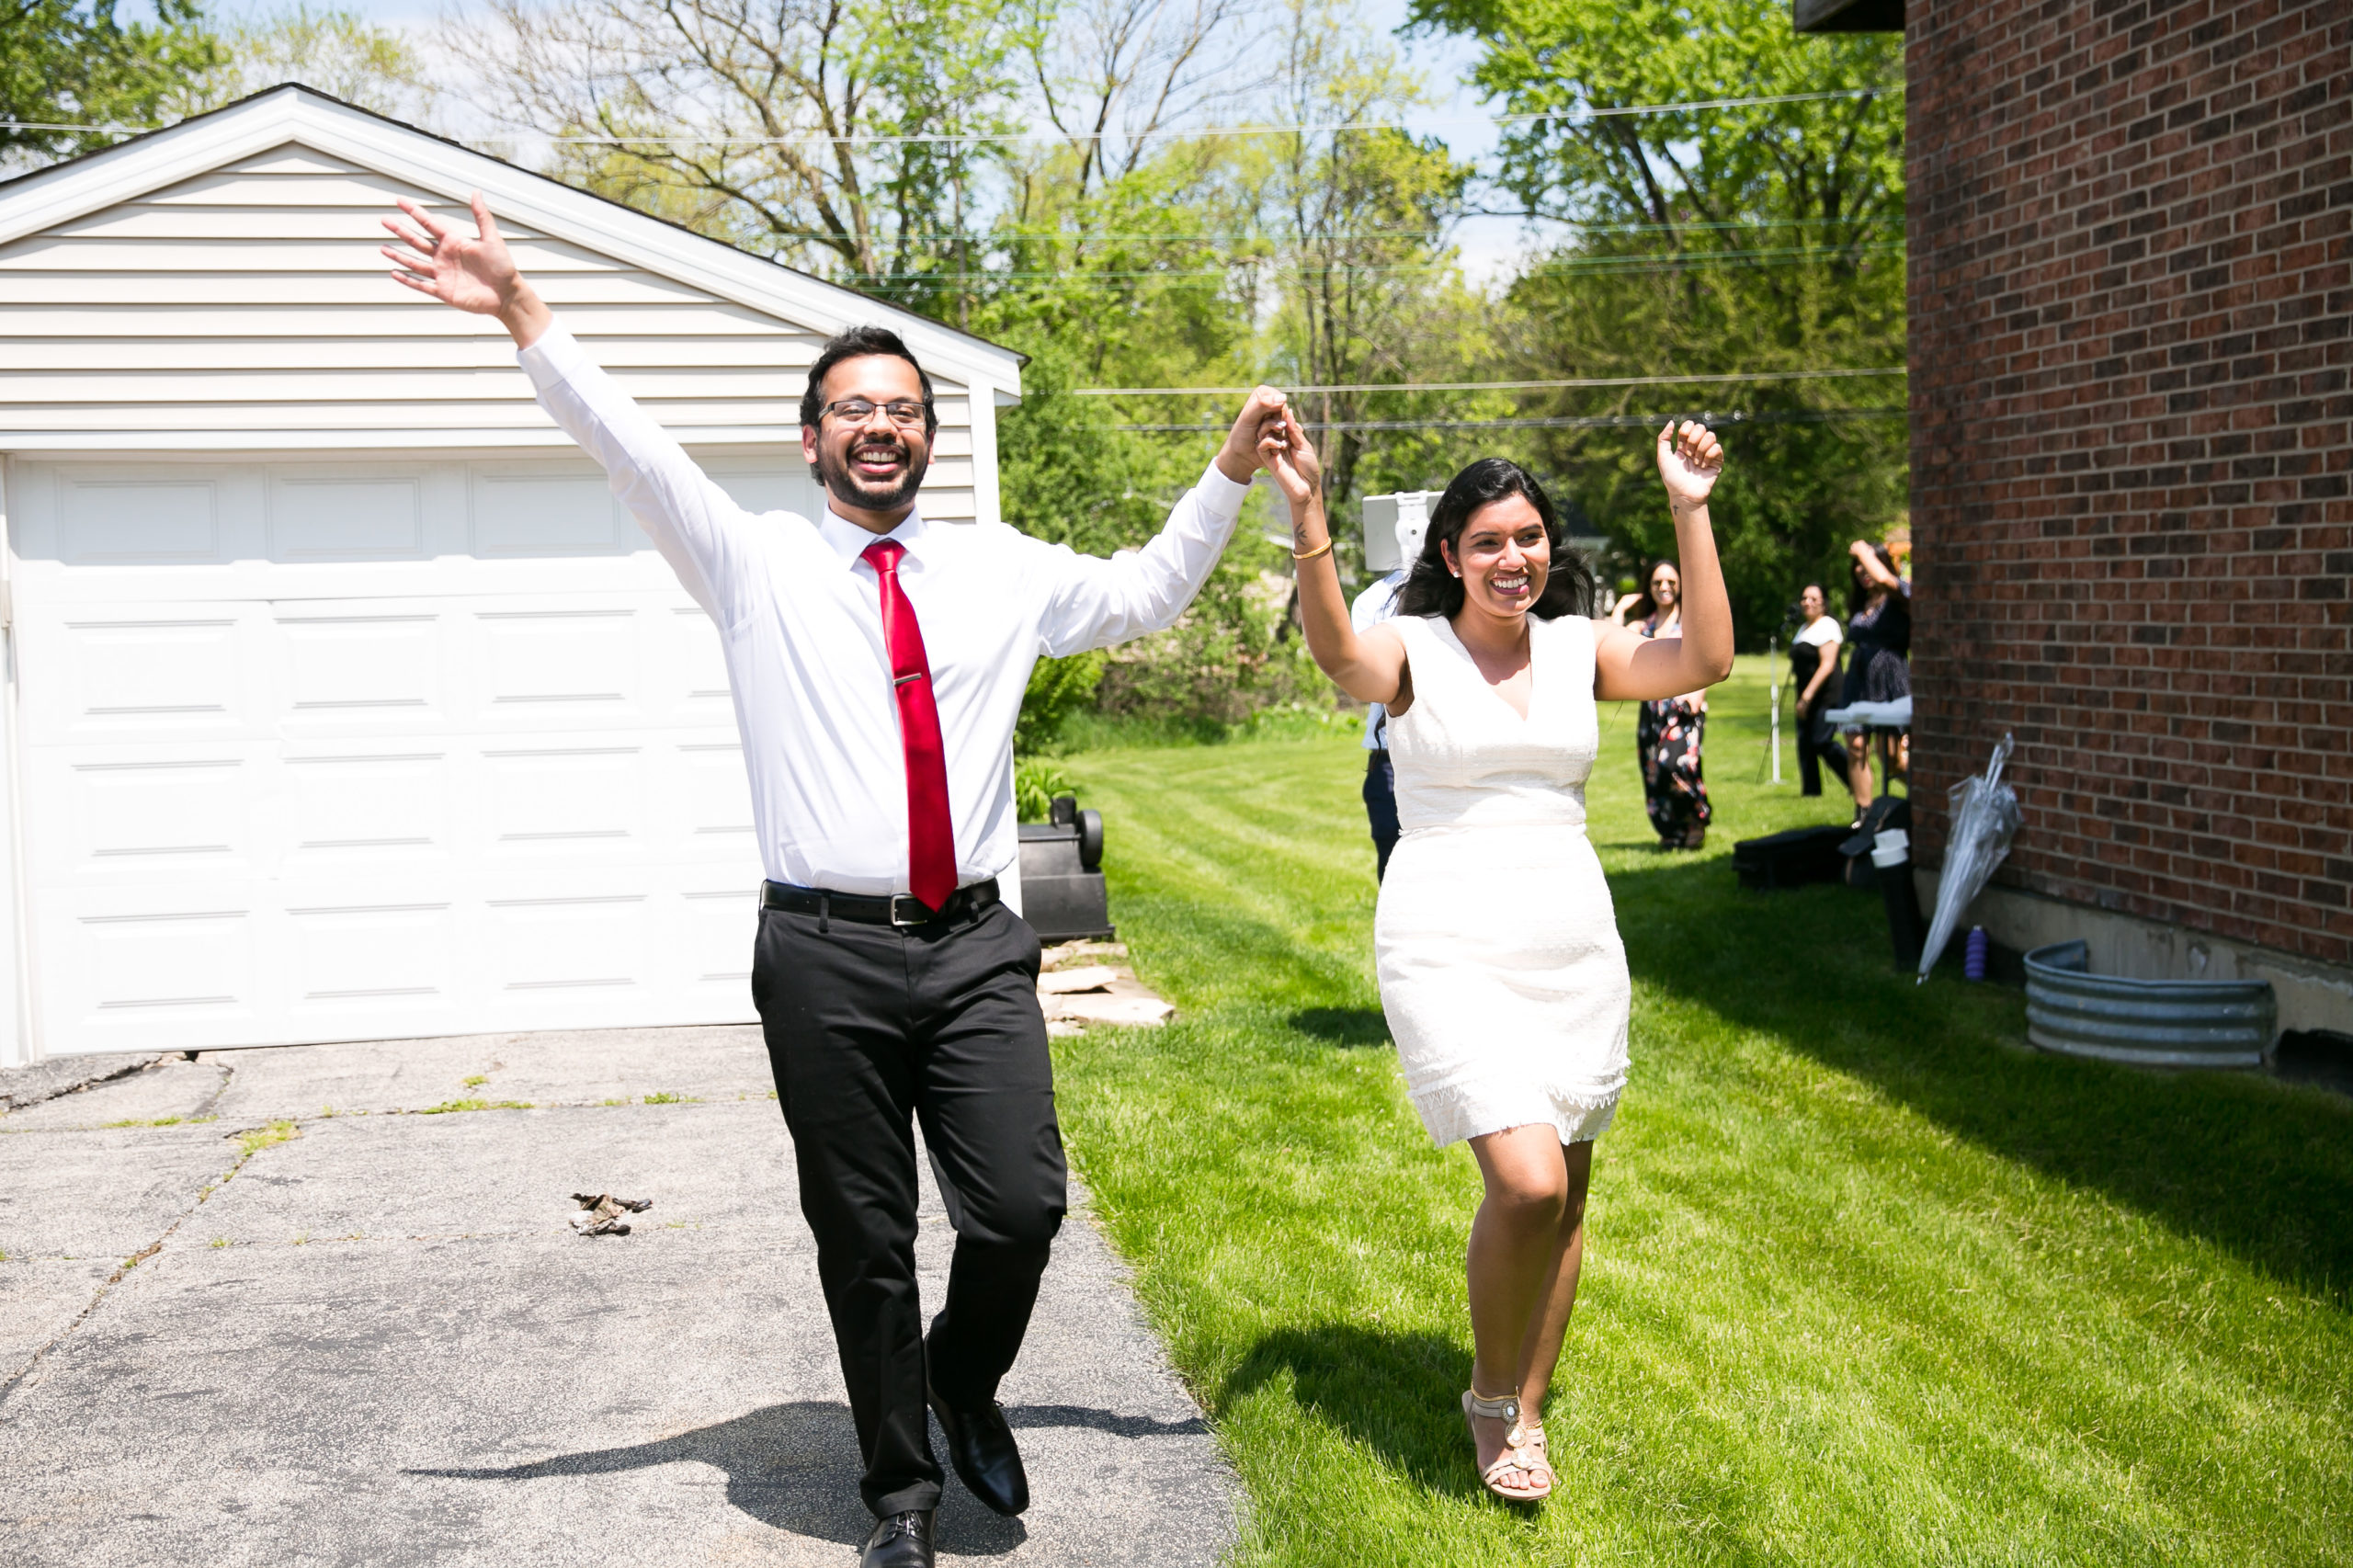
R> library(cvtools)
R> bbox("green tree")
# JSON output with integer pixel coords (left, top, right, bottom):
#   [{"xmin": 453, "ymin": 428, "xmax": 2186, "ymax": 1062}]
[
  {"xmin": 1412, "ymin": 0, "xmax": 1906, "ymax": 642},
  {"xmin": 1, "ymin": 0, "xmax": 220, "ymax": 165},
  {"xmin": 1254, "ymin": 0, "xmax": 1474, "ymax": 510},
  {"xmin": 466, "ymin": 0, "xmax": 1027, "ymax": 294},
  {"xmin": 182, "ymin": 5, "xmax": 438, "ymax": 121}
]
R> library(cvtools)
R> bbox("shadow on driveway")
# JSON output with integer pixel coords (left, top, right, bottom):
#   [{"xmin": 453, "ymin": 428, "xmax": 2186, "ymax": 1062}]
[{"xmin": 410, "ymin": 1400, "xmax": 1207, "ymax": 1551}]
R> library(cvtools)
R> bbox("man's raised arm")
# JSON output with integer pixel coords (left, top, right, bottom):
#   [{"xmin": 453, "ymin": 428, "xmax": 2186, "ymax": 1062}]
[
  {"xmin": 1034, "ymin": 389, "xmax": 1289, "ymax": 656},
  {"xmin": 381, "ymin": 192, "xmax": 745, "ymax": 616}
]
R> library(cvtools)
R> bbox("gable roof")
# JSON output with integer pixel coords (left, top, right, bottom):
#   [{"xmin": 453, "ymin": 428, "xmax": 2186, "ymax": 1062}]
[{"xmin": 0, "ymin": 84, "xmax": 1026, "ymax": 400}]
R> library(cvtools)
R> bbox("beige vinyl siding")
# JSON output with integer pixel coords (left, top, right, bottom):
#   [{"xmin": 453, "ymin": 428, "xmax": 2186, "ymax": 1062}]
[{"xmin": 0, "ymin": 142, "xmax": 980, "ymax": 521}]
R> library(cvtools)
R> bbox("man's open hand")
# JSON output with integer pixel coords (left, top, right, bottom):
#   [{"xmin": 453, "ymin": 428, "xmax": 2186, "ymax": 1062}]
[
  {"xmin": 1215, "ymin": 387, "xmax": 1290, "ymax": 483},
  {"xmin": 381, "ymin": 192, "xmax": 551, "ymax": 347}
]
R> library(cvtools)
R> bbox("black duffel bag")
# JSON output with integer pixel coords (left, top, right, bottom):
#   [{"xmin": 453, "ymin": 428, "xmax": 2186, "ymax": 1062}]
[{"xmin": 1732, "ymin": 824, "xmax": 1850, "ymax": 891}]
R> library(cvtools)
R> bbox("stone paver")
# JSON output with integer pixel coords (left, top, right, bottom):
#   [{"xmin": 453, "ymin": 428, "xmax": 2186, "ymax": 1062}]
[{"xmin": 0, "ymin": 1028, "xmax": 1237, "ymax": 1567}]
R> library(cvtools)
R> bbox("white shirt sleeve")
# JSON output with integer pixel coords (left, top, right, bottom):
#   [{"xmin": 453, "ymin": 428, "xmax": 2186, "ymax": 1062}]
[
  {"xmin": 1031, "ymin": 463, "xmax": 1253, "ymax": 656},
  {"xmin": 517, "ymin": 318, "xmax": 756, "ymax": 621}
]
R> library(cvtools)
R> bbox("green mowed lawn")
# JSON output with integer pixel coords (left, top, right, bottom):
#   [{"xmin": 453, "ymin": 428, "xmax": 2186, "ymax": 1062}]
[{"xmin": 1047, "ymin": 655, "xmax": 2352, "ymax": 1566}]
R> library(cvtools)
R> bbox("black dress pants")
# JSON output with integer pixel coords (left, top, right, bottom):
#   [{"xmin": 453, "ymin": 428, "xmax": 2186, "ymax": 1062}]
[
  {"xmin": 1362, "ymin": 749, "xmax": 1400, "ymax": 881},
  {"xmin": 1796, "ymin": 704, "xmax": 1847, "ymax": 797},
  {"xmin": 751, "ymin": 898, "xmax": 1067, "ymax": 1517}
]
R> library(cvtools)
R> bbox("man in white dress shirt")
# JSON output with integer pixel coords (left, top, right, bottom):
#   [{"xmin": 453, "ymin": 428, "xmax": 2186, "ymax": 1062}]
[{"xmin": 383, "ymin": 194, "xmax": 1285, "ymax": 1568}]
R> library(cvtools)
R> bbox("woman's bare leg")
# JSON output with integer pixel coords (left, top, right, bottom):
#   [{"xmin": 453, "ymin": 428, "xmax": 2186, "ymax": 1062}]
[
  {"xmin": 1513, "ymin": 1139, "xmax": 1594, "ymax": 1414},
  {"xmin": 1465, "ymin": 1126, "xmax": 1574, "ymax": 1496},
  {"xmin": 1847, "ymin": 732, "xmax": 1875, "ymax": 808}
]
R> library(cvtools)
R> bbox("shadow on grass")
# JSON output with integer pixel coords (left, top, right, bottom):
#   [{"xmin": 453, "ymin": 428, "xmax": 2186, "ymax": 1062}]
[
  {"xmin": 1221, "ymin": 1323, "xmax": 1484, "ymax": 1499},
  {"xmin": 1609, "ymin": 855, "xmax": 2353, "ymax": 1306},
  {"xmin": 1288, "ymin": 1007, "xmax": 1392, "ymax": 1047},
  {"xmin": 1105, "ymin": 891, "xmax": 1379, "ymax": 1020}
]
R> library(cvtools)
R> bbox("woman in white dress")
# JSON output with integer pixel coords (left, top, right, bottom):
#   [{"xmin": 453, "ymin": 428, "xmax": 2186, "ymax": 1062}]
[{"xmin": 1263, "ymin": 413, "xmax": 1733, "ymax": 1503}]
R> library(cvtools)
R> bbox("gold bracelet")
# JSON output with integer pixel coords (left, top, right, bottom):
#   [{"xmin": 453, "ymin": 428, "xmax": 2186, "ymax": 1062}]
[{"xmin": 1292, "ymin": 538, "xmax": 1334, "ymax": 562}]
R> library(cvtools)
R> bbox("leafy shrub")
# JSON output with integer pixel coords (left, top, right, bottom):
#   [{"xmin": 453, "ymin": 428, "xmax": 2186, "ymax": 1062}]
[{"xmin": 1014, "ymin": 757, "xmax": 1074, "ymax": 823}]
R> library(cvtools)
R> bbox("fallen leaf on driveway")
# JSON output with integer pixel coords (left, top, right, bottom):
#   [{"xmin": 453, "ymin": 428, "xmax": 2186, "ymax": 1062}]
[{"xmin": 567, "ymin": 1192, "xmax": 652, "ymax": 1236}]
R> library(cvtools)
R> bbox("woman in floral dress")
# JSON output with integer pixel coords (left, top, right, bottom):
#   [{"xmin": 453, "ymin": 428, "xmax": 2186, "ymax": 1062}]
[{"xmin": 1614, "ymin": 562, "xmax": 1711, "ymax": 848}]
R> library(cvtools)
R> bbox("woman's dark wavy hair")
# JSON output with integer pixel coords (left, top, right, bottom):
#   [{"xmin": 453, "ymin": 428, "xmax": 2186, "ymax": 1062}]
[
  {"xmin": 1847, "ymin": 542, "xmax": 1901, "ymax": 614},
  {"xmin": 1395, "ymin": 458, "xmax": 1595, "ymax": 620}
]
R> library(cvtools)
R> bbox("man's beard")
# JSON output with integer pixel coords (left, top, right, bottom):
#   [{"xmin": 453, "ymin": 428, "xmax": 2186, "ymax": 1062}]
[{"xmin": 814, "ymin": 432, "xmax": 928, "ymax": 513}]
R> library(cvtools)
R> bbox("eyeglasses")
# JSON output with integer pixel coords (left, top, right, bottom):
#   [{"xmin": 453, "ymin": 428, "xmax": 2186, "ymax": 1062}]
[{"xmin": 819, "ymin": 398, "xmax": 929, "ymax": 428}]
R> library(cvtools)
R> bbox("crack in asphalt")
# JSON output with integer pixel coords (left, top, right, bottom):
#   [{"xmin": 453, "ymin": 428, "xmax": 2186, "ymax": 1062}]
[
  {"xmin": 0, "ymin": 1083, "xmax": 783, "ymax": 1404},
  {"xmin": 0, "ymin": 1058, "xmax": 259, "ymax": 1407}
]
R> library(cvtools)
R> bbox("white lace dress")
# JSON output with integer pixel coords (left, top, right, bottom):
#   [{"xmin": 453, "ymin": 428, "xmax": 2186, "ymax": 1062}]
[{"xmin": 1375, "ymin": 612, "xmax": 1632, "ymax": 1147}]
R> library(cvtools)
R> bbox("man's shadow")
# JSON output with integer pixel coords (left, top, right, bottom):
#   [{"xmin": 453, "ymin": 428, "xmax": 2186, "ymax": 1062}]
[{"xmin": 409, "ymin": 1399, "xmax": 1208, "ymax": 1550}]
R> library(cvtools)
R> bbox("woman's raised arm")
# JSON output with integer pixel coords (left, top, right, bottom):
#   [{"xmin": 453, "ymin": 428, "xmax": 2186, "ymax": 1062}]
[
  {"xmin": 1263, "ymin": 411, "xmax": 1409, "ymax": 706},
  {"xmin": 1594, "ymin": 421, "xmax": 1735, "ymax": 702}
]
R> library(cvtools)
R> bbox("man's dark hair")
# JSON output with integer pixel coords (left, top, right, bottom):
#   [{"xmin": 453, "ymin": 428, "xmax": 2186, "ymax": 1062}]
[
  {"xmin": 799, "ymin": 324, "xmax": 937, "ymax": 434},
  {"xmin": 1396, "ymin": 458, "xmax": 1595, "ymax": 620}
]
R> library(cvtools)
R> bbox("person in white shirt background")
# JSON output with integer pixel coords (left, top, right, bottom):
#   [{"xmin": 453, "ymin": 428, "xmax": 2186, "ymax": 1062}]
[
  {"xmin": 1789, "ymin": 584, "xmax": 1847, "ymax": 798},
  {"xmin": 383, "ymin": 193, "xmax": 1287, "ymax": 1568},
  {"xmin": 1349, "ymin": 504, "xmax": 1429, "ymax": 881}
]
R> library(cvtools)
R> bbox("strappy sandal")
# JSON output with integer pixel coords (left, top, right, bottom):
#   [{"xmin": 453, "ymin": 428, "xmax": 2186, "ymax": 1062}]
[{"xmin": 1461, "ymin": 1387, "xmax": 1552, "ymax": 1503}]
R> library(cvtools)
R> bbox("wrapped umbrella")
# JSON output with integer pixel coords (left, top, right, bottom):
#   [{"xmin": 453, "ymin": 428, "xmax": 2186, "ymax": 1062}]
[{"xmin": 1918, "ymin": 733, "xmax": 2022, "ymax": 983}]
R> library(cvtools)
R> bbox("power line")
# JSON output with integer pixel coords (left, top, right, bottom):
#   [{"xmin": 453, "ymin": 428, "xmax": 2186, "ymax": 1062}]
[
  {"xmin": 535, "ymin": 87, "xmax": 1897, "ymax": 147},
  {"xmin": 1115, "ymin": 409, "xmax": 1907, "ymax": 433},
  {"xmin": 3, "ymin": 85, "xmax": 1900, "ymax": 149},
  {"xmin": 587, "ymin": 214, "xmax": 1901, "ymax": 246},
  {"xmin": 1074, "ymin": 369, "xmax": 1905, "ymax": 396},
  {"xmin": 847, "ymin": 241, "xmax": 1903, "ymax": 286}
]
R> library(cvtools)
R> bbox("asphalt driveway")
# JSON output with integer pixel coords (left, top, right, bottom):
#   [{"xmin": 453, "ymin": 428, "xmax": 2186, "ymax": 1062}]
[{"xmin": 0, "ymin": 1028, "xmax": 1236, "ymax": 1566}]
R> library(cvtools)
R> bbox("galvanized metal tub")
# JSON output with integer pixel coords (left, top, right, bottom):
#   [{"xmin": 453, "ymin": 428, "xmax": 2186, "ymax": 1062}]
[{"xmin": 2023, "ymin": 940, "xmax": 2276, "ymax": 1068}]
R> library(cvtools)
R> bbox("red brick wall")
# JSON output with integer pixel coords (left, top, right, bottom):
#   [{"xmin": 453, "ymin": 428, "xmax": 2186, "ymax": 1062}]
[{"xmin": 1906, "ymin": 0, "xmax": 2352, "ymax": 967}]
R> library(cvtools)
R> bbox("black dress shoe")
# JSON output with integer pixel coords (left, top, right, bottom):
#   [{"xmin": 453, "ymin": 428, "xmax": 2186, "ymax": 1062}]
[
  {"xmin": 860, "ymin": 1509, "xmax": 934, "ymax": 1568},
  {"xmin": 926, "ymin": 1379, "xmax": 1029, "ymax": 1516}
]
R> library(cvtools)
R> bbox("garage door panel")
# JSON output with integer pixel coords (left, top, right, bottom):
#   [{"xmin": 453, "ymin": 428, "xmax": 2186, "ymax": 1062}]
[
  {"xmin": 283, "ymin": 899, "xmax": 456, "ymax": 1008},
  {"xmin": 676, "ymin": 743, "xmax": 757, "ymax": 854},
  {"xmin": 48, "ymin": 613, "xmax": 254, "ymax": 738},
  {"xmin": 14, "ymin": 458, "xmax": 765, "ymax": 1055},
  {"xmin": 39, "ymin": 900, "xmax": 267, "ymax": 1050},
  {"xmin": 482, "ymin": 744, "xmax": 644, "ymax": 854},
  {"xmin": 74, "ymin": 756, "xmax": 251, "ymax": 866},
  {"xmin": 470, "ymin": 468, "xmax": 629, "ymax": 557},
  {"xmin": 278, "ymin": 611, "xmax": 443, "ymax": 720},
  {"xmin": 668, "ymin": 605, "xmax": 736, "ymax": 719},
  {"xmin": 283, "ymin": 750, "xmax": 449, "ymax": 861},
  {"xmin": 475, "ymin": 608, "xmax": 642, "ymax": 717},
  {"xmin": 57, "ymin": 473, "xmax": 227, "ymax": 564},
  {"xmin": 268, "ymin": 473, "xmax": 426, "ymax": 560},
  {"xmin": 481, "ymin": 892, "xmax": 653, "ymax": 999},
  {"xmin": 677, "ymin": 889, "xmax": 757, "ymax": 990}
]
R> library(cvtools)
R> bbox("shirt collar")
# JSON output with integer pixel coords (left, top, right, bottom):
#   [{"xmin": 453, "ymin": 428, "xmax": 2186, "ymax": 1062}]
[{"xmin": 818, "ymin": 503, "xmax": 927, "ymax": 565}]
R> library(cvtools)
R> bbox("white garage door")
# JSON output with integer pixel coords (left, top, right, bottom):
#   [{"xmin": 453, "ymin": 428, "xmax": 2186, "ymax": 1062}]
[{"xmin": 6, "ymin": 454, "xmax": 818, "ymax": 1055}]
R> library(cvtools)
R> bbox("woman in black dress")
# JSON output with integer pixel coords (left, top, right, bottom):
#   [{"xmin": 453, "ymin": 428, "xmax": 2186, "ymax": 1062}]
[
  {"xmin": 1790, "ymin": 584, "xmax": 1847, "ymax": 797},
  {"xmin": 1841, "ymin": 541, "xmax": 1909, "ymax": 807}
]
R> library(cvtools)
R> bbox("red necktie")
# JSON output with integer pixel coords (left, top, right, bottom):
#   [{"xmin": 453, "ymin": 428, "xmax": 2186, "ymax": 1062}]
[{"xmin": 861, "ymin": 540, "xmax": 957, "ymax": 912}]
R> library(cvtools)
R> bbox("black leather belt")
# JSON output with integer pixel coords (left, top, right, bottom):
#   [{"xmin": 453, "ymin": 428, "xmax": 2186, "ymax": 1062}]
[{"xmin": 762, "ymin": 878, "xmax": 1000, "ymax": 928}]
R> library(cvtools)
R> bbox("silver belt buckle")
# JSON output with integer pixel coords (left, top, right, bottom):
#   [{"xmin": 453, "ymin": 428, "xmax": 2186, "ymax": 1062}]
[{"xmin": 888, "ymin": 893, "xmax": 932, "ymax": 927}]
